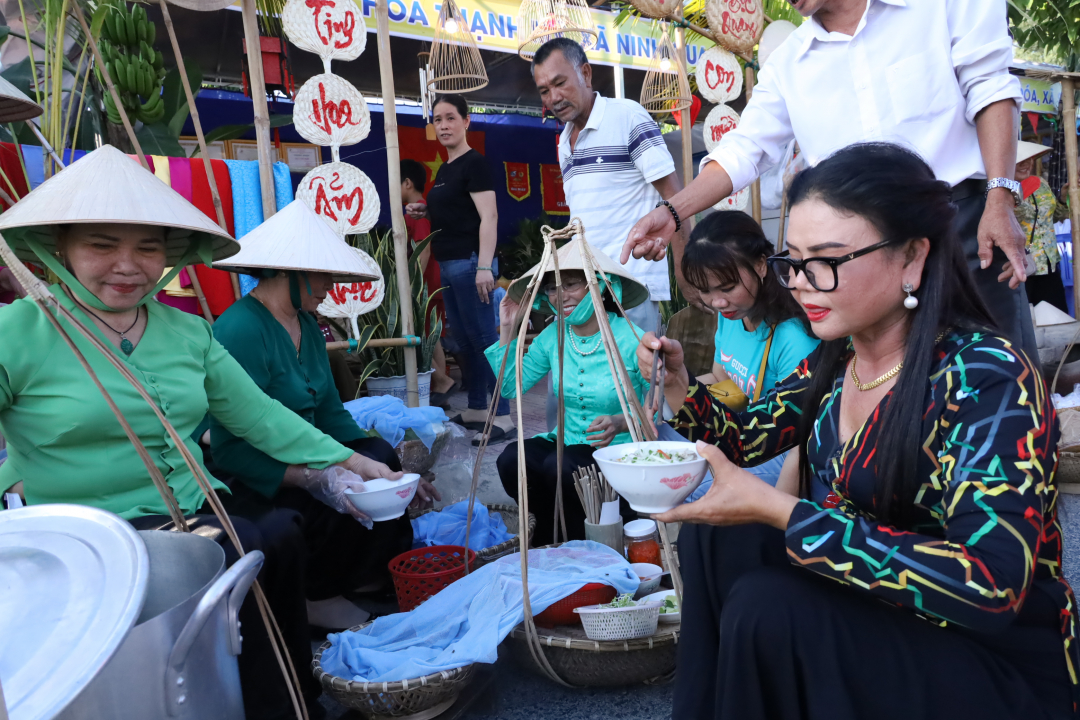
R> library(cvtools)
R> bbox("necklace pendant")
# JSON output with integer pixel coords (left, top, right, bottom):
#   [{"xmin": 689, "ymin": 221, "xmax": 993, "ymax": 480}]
[{"xmin": 120, "ymin": 338, "xmax": 134, "ymax": 355}]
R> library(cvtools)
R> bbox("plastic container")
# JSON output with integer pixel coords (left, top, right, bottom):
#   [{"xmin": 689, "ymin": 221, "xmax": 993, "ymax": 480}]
[
  {"xmin": 624, "ymin": 519, "xmax": 662, "ymax": 566},
  {"xmin": 534, "ymin": 583, "xmax": 617, "ymax": 628},
  {"xmin": 573, "ymin": 601, "xmax": 662, "ymax": 641},
  {"xmin": 388, "ymin": 545, "xmax": 477, "ymax": 612},
  {"xmin": 366, "ymin": 370, "xmax": 434, "ymax": 407}
]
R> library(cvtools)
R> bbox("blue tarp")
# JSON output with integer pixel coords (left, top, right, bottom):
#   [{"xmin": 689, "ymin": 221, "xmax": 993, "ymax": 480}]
[
  {"xmin": 343, "ymin": 395, "xmax": 448, "ymax": 449},
  {"xmin": 411, "ymin": 500, "xmax": 514, "ymax": 551}
]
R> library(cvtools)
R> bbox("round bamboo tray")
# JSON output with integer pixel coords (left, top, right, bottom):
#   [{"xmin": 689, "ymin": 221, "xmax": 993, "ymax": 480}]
[
  {"xmin": 506, "ymin": 620, "xmax": 680, "ymax": 686},
  {"xmin": 409, "ymin": 504, "xmax": 536, "ymax": 565},
  {"xmin": 1058, "ymin": 451, "xmax": 1080, "ymax": 484},
  {"xmin": 313, "ymin": 624, "xmax": 475, "ymax": 719}
]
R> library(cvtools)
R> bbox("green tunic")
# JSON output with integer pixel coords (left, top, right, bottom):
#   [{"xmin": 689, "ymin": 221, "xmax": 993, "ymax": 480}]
[
  {"xmin": 210, "ymin": 295, "xmax": 366, "ymax": 498},
  {"xmin": 0, "ymin": 285, "xmax": 353, "ymax": 519},
  {"xmin": 484, "ymin": 313, "xmax": 648, "ymax": 445}
]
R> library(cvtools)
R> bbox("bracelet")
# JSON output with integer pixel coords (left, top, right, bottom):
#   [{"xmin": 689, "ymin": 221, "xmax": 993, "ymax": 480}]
[
  {"xmin": 476, "ymin": 266, "xmax": 494, "ymax": 272},
  {"xmin": 656, "ymin": 199, "xmax": 682, "ymax": 232}
]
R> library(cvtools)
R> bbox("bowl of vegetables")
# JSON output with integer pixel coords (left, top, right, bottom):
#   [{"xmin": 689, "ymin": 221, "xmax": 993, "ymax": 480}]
[
  {"xmin": 642, "ymin": 590, "xmax": 681, "ymax": 624},
  {"xmin": 592, "ymin": 442, "xmax": 708, "ymax": 514},
  {"xmin": 573, "ymin": 594, "xmax": 663, "ymax": 641}
]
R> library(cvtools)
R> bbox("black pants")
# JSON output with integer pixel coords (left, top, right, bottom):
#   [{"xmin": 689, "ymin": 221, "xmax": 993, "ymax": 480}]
[
  {"xmin": 129, "ymin": 512, "xmax": 317, "ymax": 720},
  {"xmin": 218, "ymin": 436, "xmax": 414, "ymax": 600},
  {"xmin": 673, "ymin": 522, "xmax": 1076, "ymax": 720},
  {"xmin": 497, "ymin": 437, "xmax": 635, "ymax": 547},
  {"xmin": 1028, "ymin": 266, "xmax": 1071, "ymax": 315},
  {"xmin": 956, "ymin": 185, "xmax": 1039, "ymax": 360}
]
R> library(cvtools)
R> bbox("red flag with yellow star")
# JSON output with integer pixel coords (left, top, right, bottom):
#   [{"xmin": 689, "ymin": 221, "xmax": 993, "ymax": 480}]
[{"xmin": 399, "ymin": 126, "xmax": 486, "ymax": 190}]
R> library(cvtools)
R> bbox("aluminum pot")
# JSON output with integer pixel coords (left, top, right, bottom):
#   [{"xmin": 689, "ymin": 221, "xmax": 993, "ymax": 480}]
[{"xmin": 55, "ymin": 530, "xmax": 263, "ymax": 720}]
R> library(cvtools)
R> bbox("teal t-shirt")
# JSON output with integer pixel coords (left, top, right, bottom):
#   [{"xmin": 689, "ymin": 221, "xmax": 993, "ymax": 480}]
[{"xmin": 713, "ymin": 317, "xmax": 819, "ymax": 401}]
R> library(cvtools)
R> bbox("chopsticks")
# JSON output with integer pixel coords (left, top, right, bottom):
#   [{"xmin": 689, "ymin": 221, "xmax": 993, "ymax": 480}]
[
  {"xmin": 573, "ymin": 465, "xmax": 617, "ymax": 525},
  {"xmin": 645, "ymin": 308, "xmax": 668, "ymax": 425}
]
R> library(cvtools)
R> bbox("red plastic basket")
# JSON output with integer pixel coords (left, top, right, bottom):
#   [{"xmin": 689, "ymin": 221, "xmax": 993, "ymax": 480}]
[
  {"xmin": 534, "ymin": 583, "xmax": 617, "ymax": 628},
  {"xmin": 388, "ymin": 545, "xmax": 477, "ymax": 612}
]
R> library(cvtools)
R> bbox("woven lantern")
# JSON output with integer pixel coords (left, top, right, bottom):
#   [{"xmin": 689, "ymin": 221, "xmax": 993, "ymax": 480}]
[
  {"xmin": 627, "ymin": 0, "xmax": 677, "ymax": 20},
  {"xmin": 640, "ymin": 29, "xmax": 692, "ymax": 116},
  {"xmin": 427, "ymin": 0, "xmax": 488, "ymax": 93},
  {"xmin": 516, "ymin": 0, "xmax": 598, "ymax": 60}
]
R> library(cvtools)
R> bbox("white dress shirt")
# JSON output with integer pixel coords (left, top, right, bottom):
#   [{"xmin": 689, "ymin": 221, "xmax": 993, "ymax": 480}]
[{"xmin": 704, "ymin": 0, "xmax": 1022, "ymax": 190}]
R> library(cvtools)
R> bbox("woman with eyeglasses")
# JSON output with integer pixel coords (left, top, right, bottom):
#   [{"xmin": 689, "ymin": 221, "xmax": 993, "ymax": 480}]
[
  {"xmin": 486, "ymin": 239, "xmax": 648, "ymax": 546},
  {"xmin": 681, "ymin": 211, "xmax": 819, "ymax": 489},
  {"xmin": 640, "ymin": 143, "xmax": 1075, "ymax": 720}
]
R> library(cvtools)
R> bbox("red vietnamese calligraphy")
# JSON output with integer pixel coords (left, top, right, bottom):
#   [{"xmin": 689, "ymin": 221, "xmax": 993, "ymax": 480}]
[
  {"xmin": 309, "ymin": 81, "xmax": 362, "ymax": 137},
  {"xmin": 709, "ymin": 116, "xmax": 738, "ymax": 144},
  {"xmin": 328, "ymin": 281, "xmax": 377, "ymax": 305},
  {"xmin": 305, "ymin": 0, "xmax": 357, "ymax": 49},
  {"xmin": 704, "ymin": 59, "xmax": 737, "ymax": 94},
  {"xmin": 721, "ymin": 10, "xmax": 759, "ymax": 40},
  {"xmin": 308, "ymin": 171, "xmax": 365, "ymax": 226}
]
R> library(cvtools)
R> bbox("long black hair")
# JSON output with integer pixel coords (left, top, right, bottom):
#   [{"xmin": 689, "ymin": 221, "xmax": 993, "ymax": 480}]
[
  {"xmin": 789, "ymin": 143, "xmax": 995, "ymax": 526},
  {"xmin": 682, "ymin": 210, "xmax": 809, "ymax": 333}
]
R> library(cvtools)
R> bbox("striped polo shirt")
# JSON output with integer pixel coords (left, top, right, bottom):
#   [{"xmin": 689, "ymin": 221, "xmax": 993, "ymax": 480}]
[{"xmin": 558, "ymin": 94, "xmax": 676, "ymax": 301}]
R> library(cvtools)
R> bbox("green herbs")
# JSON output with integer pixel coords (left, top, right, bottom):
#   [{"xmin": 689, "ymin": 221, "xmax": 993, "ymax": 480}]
[
  {"xmin": 614, "ymin": 448, "xmax": 700, "ymax": 464},
  {"xmin": 659, "ymin": 596, "xmax": 678, "ymax": 614},
  {"xmin": 599, "ymin": 593, "xmax": 637, "ymax": 609}
]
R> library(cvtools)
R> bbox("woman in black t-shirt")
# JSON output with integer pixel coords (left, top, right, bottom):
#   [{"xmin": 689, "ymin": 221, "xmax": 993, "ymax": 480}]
[{"xmin": 406, "ymin": 94, "xmax": 512, "ymax": 439}]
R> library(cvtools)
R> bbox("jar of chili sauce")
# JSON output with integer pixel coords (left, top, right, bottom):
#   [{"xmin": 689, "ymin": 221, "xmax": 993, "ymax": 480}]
[{"xmin": 624, "ymin": 519, "xmax": 662, "ymax": 566}]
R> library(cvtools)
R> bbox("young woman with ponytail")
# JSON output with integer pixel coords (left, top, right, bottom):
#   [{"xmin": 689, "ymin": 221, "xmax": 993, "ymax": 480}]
[{"xmin": 641, "ymin": 143, "xmax": 1076, "ymax": 720}]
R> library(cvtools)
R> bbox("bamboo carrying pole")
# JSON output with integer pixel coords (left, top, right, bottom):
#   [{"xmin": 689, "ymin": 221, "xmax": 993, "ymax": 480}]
[
  {"xmin": 69, "ymin": 2, "xmax": 215, "ymax": 324},
  {"xmin": 1063, "ymin": 78, "xmax": 1080, "ymax": 316},
  {"xmin": 159, "ymin": 0, "xmax": 241, "ymax": 302},
  {"xmin": 376, "ymin": 0, "xmax": 420, "ymax": 407},
  {"xmin": 325, "ymin": 337, "xmax": 420, "ymax": 350},
  {"xmin": 677, "ymin": 21, "xmax": 694, "ymax": 233},
  {"xmin": 745, "ymin": 65, "xmax": 762, "ymax": 223},
  {"xmin": 240, "ymin": 0, "xmax": 278, "ymax": 221}
]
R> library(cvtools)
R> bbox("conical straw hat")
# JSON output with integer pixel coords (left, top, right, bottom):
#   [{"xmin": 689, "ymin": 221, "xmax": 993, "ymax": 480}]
[
  {"xmin": 1018, "ymin": 140, "xmax": 1051, "ymax": 165},
  {"xmin": 0, "ymin": 75, "xmax": 42, "ymax": 122},
  {"xmin": 508, "ymin": 236, "xmax": 650, "ymax": 313},
  {"xmin": 215, "ymin": 200, "xmax": 379, "ymax": 282},
  {"xmin": 0, "ymin": 144, "xmax": 238, "ymax": 265}
]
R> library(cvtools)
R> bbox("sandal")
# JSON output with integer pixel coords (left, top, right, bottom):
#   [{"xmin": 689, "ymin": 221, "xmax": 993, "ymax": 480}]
[
  {"xmin": 471, "ymin": 425, "xmax": 508, "ymax": 446},
  {"xmin": 449, "ymin": 414, "xmax": 489, "ymax": 432}
]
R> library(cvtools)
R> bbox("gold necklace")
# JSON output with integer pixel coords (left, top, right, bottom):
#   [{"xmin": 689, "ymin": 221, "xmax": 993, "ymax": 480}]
[{"xmin": 850, "ymin": 355, "xmax": 902, "ymax": 391}]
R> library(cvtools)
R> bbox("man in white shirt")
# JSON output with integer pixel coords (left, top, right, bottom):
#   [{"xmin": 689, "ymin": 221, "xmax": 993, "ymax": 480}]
[
  {"xmin": 621, "ymin": 0, "xmax": 1036, "ymax": 357},
  {"xmin": 533, "ymin": 38, "xmax": 683, "ymax": 335}
]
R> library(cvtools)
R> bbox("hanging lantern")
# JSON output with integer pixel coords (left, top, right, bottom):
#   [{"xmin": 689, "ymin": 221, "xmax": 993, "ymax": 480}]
[
  {"xmin": 516, "ymin": 0, "xmax": 598, "ymax": 60},
  {"xmin": 427, "ymin": 0, "xmax": 488, "ymax": 93},
  {"xmin": 241, "ymin": 36, "xmax": 296, "ymax": 99},
  {"xmin": 640, "ymin": 29, "xmax": 692, "ymax": 116},
  {"xmin": 626, "ymin": 0, "xmax": 676, "ymax": 20}
]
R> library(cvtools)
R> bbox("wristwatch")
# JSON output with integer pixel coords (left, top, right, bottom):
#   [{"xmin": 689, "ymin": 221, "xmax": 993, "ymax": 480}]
[{"xmin": 985, "ymin": 177, "xmax": 1023, "ymax": 205}]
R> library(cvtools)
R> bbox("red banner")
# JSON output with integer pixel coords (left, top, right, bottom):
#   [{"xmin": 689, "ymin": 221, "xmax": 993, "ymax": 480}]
[
  {"xmin": 504, "ymin": 162, "xmax": 531, "ymax": 201},
  {"xmin": 540, "ymin": 164, "xmax": 568, "ymax": 215}
]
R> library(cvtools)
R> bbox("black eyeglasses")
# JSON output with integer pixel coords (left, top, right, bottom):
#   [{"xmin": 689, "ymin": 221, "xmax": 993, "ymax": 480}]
[
  {"xmin": 543, "ymin": 278, "xmax": 587, "ymax": 296},
  {"xmin": 766, "ymin": 239, "xmax": 902, "ymax": 292}
]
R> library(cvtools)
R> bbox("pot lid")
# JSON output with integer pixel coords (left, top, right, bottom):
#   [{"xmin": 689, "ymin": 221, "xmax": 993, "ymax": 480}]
[{"xmin": 0, "ymin": 504, "xmax": 149, "ymax": 720}]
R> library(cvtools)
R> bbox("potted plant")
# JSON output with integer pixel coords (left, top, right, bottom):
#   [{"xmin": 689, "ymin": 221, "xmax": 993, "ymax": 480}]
[{"xmin": 346, "ymin": 229, "xmax": 443, "ymax": 405}]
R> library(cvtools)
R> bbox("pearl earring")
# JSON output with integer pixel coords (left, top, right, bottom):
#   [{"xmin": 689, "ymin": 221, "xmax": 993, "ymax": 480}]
[{"xmin": 903, "ymin": 283, "xmax": 919, "ymax": 310}]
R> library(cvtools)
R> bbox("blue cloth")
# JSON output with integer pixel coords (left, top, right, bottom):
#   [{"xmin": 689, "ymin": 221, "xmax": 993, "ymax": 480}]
[
  {"xmin": 320, "ymin": 541, "xmax": 639, "ymax": 682},
  {"xmin": 225, "ymin": 160, "xmax": 295, "ymax": 296},
  {"xmin": 713, "ymin": 317, "xmax": 819, "ymax": 401},
  {"xmin": 411, "ymin": 500, "xmax": 514, "ymax": 551},
  {"xmin": 438, "ymin": 254, "xmax": 508, "ymax": 415},
  {"xmin": 343, "ymin": 395, "xmax": 448, "ymax": 449}
]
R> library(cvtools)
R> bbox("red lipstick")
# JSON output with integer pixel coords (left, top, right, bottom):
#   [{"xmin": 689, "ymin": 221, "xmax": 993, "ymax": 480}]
[{"xmin": 803, "ymin": 304, "xmax": 830, "ymax": 322}]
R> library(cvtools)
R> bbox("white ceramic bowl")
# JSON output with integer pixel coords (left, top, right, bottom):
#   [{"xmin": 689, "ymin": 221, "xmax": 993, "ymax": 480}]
[
  {"xmin": 642, "ymin": 590, "xmax": 681, "ymax": 624},
  {"xmin": 592, "ymin": 441, "xmax": 708, "ymax": 514},
  {"xmin": 344, "ymin": 473, "xmax": 421, "ymax": 522},
  {"xmin": 631, "ymin": 563, "xmax": 663, "ymax": 598}
]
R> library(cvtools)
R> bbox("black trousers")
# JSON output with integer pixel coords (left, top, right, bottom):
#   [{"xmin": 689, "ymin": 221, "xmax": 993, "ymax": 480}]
[
  {"xmin": 956, "ymin": 186, "xmax": 1039, "ymax": 360},
  {"xmin": 497, "ymin": 437, "xmax": 635, "ymax": 547},
  {"xmin": 217, "ymin": 436, "xmax": 414, "ymax": 601},
  {"xmin": 673, "ymin": 522, "xmax": 1077, "ymax": 720},
  {"xmin": 128, "ymin": 511, "xmax": 317, "ymax": 720}
]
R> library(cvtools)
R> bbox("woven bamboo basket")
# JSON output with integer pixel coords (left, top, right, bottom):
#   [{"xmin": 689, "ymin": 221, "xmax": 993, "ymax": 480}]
[
  {"xmin": 313, "ymin": 623, "xmax": 475, "ymax": 719},
  {"xmin": 506, "ymin": 620, "xmax": 680, "ymax": 686},
  {"xmin": 409, "ymin": 504, "xmax": 536, "ymax": 565}
]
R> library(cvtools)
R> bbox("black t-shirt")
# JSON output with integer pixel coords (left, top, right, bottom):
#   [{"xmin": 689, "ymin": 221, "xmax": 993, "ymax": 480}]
[{"xmin": 425, "ymin": 149, "xmax": 492, "ymax": 262}]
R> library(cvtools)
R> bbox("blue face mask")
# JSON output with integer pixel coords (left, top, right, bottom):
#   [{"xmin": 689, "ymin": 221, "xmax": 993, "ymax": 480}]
[{"xmin": 534, "ymin": 275, "xmax": 624, "ymax": 327}]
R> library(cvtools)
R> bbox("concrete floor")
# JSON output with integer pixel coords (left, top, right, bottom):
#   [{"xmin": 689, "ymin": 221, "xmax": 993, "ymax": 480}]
[{"xmin": 317, "ymin": 382, "xmax": 674, "ymax": 720}]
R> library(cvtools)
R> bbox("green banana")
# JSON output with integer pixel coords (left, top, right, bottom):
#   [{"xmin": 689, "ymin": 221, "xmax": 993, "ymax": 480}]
[
  {"xmin": 140, "ymin": 40, "xmax": 152, "ymax": 62},
  {"xmin": 156, "ymin": 67, "xmax": 166, "ymax": 82},
  {"xmin": 146, "ymin": 21, "xmax": 155, "ymax": 45},
  {"xmin": 141, "ymin": 65, "xmax": 152, "ymax": 98},
  {"xmin": 125, "ymin": 14, "xmax": 136, "ymax": 47},
  {"xmin": 126, "ymin": 63, "xmax": 137, "ymax": 97},
  {"xmin": 104, "ymin": 92, "xmax": 122, "ymax": 124},
  {"xmin": 153, "ymin": 50, "xmax": 163, "ymax": 71},
  {"xmin": 107, "ymin": 12, "xmax": 121, "ymax": 45},
  {"xmin": 113, "ymin": 55, "xmax": 128, "ymax": 91},
  {"xmin": 142, "ymin": 90, "xmax": 162, "ymax": 112}
]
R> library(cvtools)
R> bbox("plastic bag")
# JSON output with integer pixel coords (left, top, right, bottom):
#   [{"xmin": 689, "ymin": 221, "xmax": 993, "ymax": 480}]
[
  {"xmin": 411, "ymin": 500, "xmax": 514, "ymax": 551},
  {"xmin": 428, "ymin": 422, "xmax": 476, "ymax": 505}
]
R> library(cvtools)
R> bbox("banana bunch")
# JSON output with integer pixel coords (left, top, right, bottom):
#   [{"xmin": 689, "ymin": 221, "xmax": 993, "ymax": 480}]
[{"xmin": 98, "ymin": 1, "xmax": 167, "ymax": 125}]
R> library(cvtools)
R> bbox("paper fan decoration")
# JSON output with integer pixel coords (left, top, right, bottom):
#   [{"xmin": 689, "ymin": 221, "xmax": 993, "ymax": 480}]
[
  {"xmin": 296, "ymin": 161, "xmax": 381, "ymax": 236},
  {"xmin": 317, "ymin": 248, "xmax": 385, "ymax": 339},
  {"xmin": 282, "ymin": 0, "xmax": 367, "ymax": 73},
  {"xmin": 294, "ymin": 74, "xmax": 371, "ymax": 156},
  {"xmin": 695, "ymin": 47, "xmax": 743, "ymax": 105},
  {"xmin": 703, "ymin": 104, "xmax": 741, "ymax": 152},
  {"xmin": 714, "ymin": 186, "xmax": 750, "ymax": 212},
  {"xmin": 705, "ymin": 0, "xmax": 764, "ymax": 55}
]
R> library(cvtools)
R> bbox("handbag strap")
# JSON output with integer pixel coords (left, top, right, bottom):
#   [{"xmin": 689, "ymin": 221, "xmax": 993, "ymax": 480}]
[{"xmin": 752, "ymin": 326, "xmax": 776, "ymax": 403}]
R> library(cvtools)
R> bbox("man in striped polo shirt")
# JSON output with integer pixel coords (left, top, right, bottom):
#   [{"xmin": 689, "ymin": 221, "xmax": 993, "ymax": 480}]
[{"xmin": 533, "ymin": 38, "xmax": 685, "ymax": 334}]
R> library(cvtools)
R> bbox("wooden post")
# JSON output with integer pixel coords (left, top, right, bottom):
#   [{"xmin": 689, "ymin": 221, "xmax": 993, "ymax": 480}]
[
  {"xmin": 240, "ymin": 0, "xmax": 278, "ymax": 220},
  {"xmin": 376, "ymin": 0, "xmax": 419, "ymax": 407},
  {"xmin": 676, "ymin": 20, "xmax": 695, "ymax": 232},
  {"xmin": 1063, "ymin": 77, "xmax": 1080, "ymax": 315},
  {"xmin": 745, "ymin": 65, "xmax": 762, "ymax": 223}
]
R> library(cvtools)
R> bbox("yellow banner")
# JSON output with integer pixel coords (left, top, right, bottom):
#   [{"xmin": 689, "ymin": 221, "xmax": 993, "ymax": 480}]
[{"xmin": 352, "ymin": 0, "xmax": 714, "ymax": 70}]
